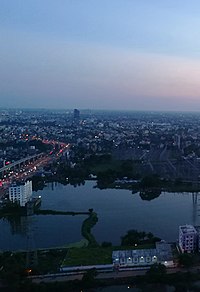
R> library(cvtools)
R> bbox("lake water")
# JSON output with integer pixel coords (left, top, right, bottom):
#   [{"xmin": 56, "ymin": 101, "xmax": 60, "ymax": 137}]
[{"xmin": 0, "ymin": 181, "xmax": 200, "ymax": 250}]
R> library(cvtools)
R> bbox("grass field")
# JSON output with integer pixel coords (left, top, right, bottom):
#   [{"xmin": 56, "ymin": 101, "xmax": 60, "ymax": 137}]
[
  {"xmin": 61, "ymin": 244, "xmax": 155, "ymax": 267},
  {"xmin": 64, "ymin": 239, "xmax": 89, "ymax": 248},
  {"xmin": 61, "ymin": 247, "xmax": 113, "ymax": 266}
]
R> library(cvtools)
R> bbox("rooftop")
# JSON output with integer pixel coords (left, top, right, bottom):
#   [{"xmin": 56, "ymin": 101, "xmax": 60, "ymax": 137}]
[
  {"xmin": 179, "ymin": 225, "xmax": 197, "ymax": 234},
  {"xmin": 112, "ymin": 241, "xmax": 173, "ymax": 262}
]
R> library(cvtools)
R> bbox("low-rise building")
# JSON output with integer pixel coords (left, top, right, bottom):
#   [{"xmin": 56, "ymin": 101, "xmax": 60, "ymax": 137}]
[{"xmin": 112, "ymin": 241, "xmax": 174, "ymax": 268}]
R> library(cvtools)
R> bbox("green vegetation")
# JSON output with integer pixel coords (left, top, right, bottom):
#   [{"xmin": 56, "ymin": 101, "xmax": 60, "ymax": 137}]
[
  {"xmin": 87, "ymin": 155, "xmax": 119, "ymax": 174},
  {"xmin": 139, "ymin": 189, "xmax": 161, "ymax": 201},
  {"xmin": 0, "ymin": 202, "xmax": 90, "ymax": 219},
  {"xmin": 121, "ymin": 229, "xmax": 160, "ymax": 246},
  {"xmin": 61, "ymin": 244, "xmax": 155, "ymax": 267},
  {"xmin": 55, "ymin": 162, "xmax": 88, "ymax": 184},
  {"xmin": 81, "ymin": 212, "xmax": 99, "ymax": 247},
  {"xmin": 83, "ymin": 155, "xmax": 140, "ymax": 189},
  {"xmin": 178, "ymin": 253, "xmax": 196, "ymax": 268},
  {"xmin": 28, "ymin": 140, "xmax": 53, "ymax": 153},
  {"xmin": 63, "ymin": 239, "xmax": 89, "ymax": 248},
  {"xmin": 32, "ymin": 153, "xmax": 200, "ymax": 193},
  {"xmin": 140, "ymin": 175, "xmax": 162, "ymax": 188},
  {"xmin": 0, "ymin": 251, "xmax": 26, "ymax": 289},
  {"xmin": 0, "ymin": 248, "xmax": 68, "ymax": 290},
  {"xmin": 31, "ymin": 176, "xmax": 46, "ymax": 192},
  {"xmin": 82, "ymin": 268, "xmax": 98, "ymax": 288},
  {"xmin": 146, "ymin": 263, "xmax": 167, "ymax": 281},
  {"xmin": 36, "ymin": 249, "xmax": 68, "ymax": 274},
  {"xmin": 61, "ymin": 247, "xmax": 112, "ymax": 266}
]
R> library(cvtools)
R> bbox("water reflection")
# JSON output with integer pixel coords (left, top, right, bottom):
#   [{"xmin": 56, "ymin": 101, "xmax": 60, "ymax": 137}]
[
  {"xmin": 192, "ymin": 192, "xmax": 200, "ymax": 226},
  {"xmin": 139, "ymin": 189, "xmax": 161, "ymax": 201},
  {"xmin": 6, "ymin": 216, "xmax": 28, "ymax": 236},
  {"xmin": 1, "ymin": 181, "xmax": 200, "ymax": 250}
]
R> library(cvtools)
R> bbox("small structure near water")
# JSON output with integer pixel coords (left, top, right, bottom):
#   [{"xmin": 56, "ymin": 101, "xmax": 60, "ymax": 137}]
[{"xmin": 26, "ymin": 196, "xmax": 42, "ymax": 216}]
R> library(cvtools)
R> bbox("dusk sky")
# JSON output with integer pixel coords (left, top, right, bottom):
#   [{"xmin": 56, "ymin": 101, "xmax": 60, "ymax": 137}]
[{"xmin": 1, "ymin": 0, "xmax": 200, "ymax": 111}]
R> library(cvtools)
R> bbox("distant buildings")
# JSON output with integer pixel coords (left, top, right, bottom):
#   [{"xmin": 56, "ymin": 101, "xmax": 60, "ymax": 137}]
[
  {"xmin": 2, "ymin": 109, "xmax": 200, "ymax": 182},
  {"xmin": 179, "ymin": 224, "xmax": 198, "ymax": 253},
  {"xmin": 9, "ymin": 180, "xmax": 32, "ymax": 207}
]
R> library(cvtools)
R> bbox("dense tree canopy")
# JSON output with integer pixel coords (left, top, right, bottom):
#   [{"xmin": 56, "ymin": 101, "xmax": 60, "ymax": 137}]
[{"xmin": 121, "ymin": 229, "xmax": 160, "ymax": 246}]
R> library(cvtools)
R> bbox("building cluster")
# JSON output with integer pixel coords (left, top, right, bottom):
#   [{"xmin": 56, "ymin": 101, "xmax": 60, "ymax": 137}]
[
  {"xmin": 179, "ymin": 224, "xmax": 200, "ymax": 253},
  {"xmin": 1, "ymin": 109, "xmax": 200, "ymax": 181}
]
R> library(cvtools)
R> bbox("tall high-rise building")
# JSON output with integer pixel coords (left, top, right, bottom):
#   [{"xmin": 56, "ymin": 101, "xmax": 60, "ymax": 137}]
[
  {"xmin": 174, "ymin": 134, "xmax": 181, "ymax": 149},
  {"xmin": 9, "ymin": 180, "xmax": 32, "ymax": 207},
  {"xmin": 73, "ymin": 109, "xmax": 80, "ymax": 120}
]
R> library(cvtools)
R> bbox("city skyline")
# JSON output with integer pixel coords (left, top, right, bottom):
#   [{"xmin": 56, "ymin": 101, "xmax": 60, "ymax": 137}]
[{"xmin": 1, "ymin": 1, "xmax": 200, "ymax": 111}]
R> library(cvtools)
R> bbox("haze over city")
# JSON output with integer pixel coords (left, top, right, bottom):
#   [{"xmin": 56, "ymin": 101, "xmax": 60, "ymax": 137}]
[
  {"xmin": 3, "ymin": 2, "xmax": 200, "ymax": 289},
  {"xmin": 1, "ymin": 0, "xmax": 200, "ymax": 111}
]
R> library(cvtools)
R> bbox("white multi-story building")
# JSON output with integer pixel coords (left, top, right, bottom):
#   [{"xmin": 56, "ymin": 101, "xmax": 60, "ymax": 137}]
[
  {"xmin": 9, "ymin": 180, "xmax": 32, "ymax": 207},
  {"xmin": 179, "ymin": 225, "xmax": 197, "ymax": 253}
]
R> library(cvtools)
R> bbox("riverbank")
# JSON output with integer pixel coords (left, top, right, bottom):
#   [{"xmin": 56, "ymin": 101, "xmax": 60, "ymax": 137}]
[
  {"xmin": 109, "ymin": 180, "xmax": 200, "ymax": 194},
  {"xmin": 35, "ymin": 209, "xmax": 90, "ymax": 216},
  {"xmin": 32, "ymin": 171, "xmax": 200, "ymax": 194}
]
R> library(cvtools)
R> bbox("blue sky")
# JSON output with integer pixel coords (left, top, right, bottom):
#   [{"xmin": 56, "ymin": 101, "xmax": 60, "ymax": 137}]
[{"xmin": 1, "ymin": 0, "xmax": 200, "ymax": 110}]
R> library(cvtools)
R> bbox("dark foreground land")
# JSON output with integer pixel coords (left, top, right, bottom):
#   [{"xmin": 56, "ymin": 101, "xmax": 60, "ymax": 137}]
[
  {"xmin": 1, "ymin": 243, "xmax": 200, "ymax": 292},
  {"xmin": 2, "ymin": 264, "xmax": 200, "ymax": 292}
]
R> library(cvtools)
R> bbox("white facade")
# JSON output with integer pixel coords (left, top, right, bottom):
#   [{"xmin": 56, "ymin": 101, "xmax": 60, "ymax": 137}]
[
  {"xmin": 9, "ymin": 180, "xmax": 32, "ymax": 207},
  {"xmin": 179, "ymin": 225, "xmax": 197, "ymax": 253}
]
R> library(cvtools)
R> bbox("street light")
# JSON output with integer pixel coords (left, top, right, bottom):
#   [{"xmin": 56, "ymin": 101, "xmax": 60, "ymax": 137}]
[{"xmin": 26, "ymin": 269, "xmax": 32, "ymax": 276}]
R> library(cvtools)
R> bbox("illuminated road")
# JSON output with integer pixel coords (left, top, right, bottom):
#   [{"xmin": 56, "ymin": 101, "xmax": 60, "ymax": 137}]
[
  {"xmin": 0, "ymin": 153, "xmax": 44, "ymax": 173},
  {"xmin": 0, "ymin": 141, "xmax": 70, "ymax": 190}
]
